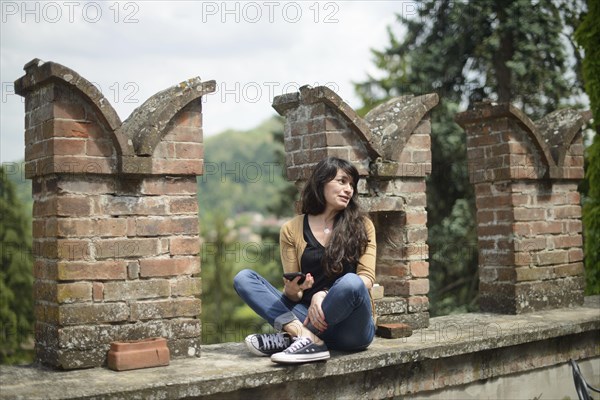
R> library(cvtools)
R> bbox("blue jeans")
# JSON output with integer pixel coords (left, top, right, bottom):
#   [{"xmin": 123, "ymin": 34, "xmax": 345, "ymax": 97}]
[{"xmin": 233, "ymin": 269, "xmax": 375, "ymax": 351}]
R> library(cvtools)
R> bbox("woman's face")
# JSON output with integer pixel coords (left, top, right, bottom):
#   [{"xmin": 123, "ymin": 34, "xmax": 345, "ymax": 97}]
[{"xmin": 323, "ymin": 169, "xmax": 354, "ymax": 211}]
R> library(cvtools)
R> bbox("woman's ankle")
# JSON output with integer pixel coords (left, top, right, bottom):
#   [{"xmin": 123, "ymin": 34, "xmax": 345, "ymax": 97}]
[{"xmin": 283, "ymin": 320, "xmax": 324, "ymax": 345}]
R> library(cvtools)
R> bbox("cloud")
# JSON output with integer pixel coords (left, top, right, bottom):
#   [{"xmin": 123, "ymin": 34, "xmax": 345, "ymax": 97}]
[{"xmin": 1, "ymin": 0, "xmax": 404, "ymax": 163}]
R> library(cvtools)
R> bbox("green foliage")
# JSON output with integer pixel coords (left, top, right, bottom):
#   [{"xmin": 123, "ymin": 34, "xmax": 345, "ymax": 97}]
[
  {"xmin": 199, "ymin": 117, "xmax": 296, "ymax": 343},
  {"xmin": 575, "ymin": 0, "xmax": 600, "ymax": 134},
  {"xmin": 357, "ymin": 0, "xmax": 584, "ymax": 118},
  {"xmin": 198, "ymin": 117, "xmax": 291, "ymax": 218},
  {"xmin": 581, "ymin": 134, "xmax": 600, "ymax": 294},
  {"xmin": 575, "ymin": 0, "xmax": 600, "ymax": 295},
  {"xmin": 356, "ymin": 0, "xmax": 586, "ymax": 315},
  {"xmin": 0, "ymin": 166, "xmax": 34, "ymax": 364}
]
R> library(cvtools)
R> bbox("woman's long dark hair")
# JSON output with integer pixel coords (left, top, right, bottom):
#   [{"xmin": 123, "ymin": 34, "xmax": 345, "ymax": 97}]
[{"xmin": 300, "ymin": 157, "xmax": 369, "ymax": 277}]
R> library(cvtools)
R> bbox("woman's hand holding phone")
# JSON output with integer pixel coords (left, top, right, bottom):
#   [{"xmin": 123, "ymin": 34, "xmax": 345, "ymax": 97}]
[{"xmin": 283, "ymin": 272, "xmax": 313, "ymax": 293}]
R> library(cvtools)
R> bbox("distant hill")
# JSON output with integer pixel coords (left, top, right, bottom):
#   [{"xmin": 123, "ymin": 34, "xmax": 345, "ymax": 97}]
[{"xmin": 198, "ymin": 116, "xmax": 291, "ymax": 219}]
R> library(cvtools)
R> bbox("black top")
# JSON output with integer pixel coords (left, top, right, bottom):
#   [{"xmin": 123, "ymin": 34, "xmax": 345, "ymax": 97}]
[{"xmin": 300, "ymin": 214, "xmax": 355, "ymax": 305}]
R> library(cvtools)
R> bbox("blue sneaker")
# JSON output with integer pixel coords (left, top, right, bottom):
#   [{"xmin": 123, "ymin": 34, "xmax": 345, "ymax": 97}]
[
  {"xmin": 270, "ymin": 337, "xmax": 330, "ymax": 364},
  {"xmin": 245, "ymin": 332, "xmax": 292, "ymax": 356}
]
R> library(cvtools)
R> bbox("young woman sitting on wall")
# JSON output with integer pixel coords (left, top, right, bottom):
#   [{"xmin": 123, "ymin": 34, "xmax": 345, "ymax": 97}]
[{"xmin": 233, "ymin": 157, "xmax": 376, "ymax": 364}]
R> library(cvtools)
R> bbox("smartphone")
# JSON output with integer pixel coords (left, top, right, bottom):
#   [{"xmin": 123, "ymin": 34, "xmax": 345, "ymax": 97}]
[{"xmin": 283, "ymin": 272, "xmax": 306, "ymax": 284}]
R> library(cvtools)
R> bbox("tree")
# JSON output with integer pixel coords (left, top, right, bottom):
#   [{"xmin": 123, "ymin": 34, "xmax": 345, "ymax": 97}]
[
  {"xmin": 0, "ymin": 166, "xmax": 34, "ymax": 364},
  {"xmin": 575, "ymin": 0, "xmax": 600, "ymax": 294},
  {"xmin": 356, "ymin": 0, "xmax": 586, "ymax": 315}
]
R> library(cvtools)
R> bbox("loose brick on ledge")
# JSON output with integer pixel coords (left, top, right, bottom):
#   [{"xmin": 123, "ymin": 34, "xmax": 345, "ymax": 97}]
[{"xmin": 376, "ymin": 323, "xmax": 413, "ymax": 339}]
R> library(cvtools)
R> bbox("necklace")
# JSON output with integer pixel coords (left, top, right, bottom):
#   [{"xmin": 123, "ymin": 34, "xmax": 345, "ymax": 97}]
[{"xmin": 323, "ymin": 226, "xmax": 332, "ymax": 234}]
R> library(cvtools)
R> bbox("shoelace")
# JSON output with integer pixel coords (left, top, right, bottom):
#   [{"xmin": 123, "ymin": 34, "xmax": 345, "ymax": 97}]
[
  {"xmin": 260, "ymin": 334, "xmax": 288, "ymax": 351},
  {"xmin": 285, "ymin": 337, "xmax": 311, "ymax": 353}
]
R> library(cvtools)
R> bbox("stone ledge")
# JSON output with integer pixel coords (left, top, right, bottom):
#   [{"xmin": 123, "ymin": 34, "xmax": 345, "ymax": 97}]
[{"xmin": 1, "ymin": 296, "xmax": 598, "ymax": 400}]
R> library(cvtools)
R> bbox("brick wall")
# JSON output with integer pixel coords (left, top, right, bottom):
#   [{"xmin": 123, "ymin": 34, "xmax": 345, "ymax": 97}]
[
  {"xmin": 15, "ymin": 59, "xmax": 215, "ymax": 369},
  {"xmin": 456, "ymin": 103, "xmax": 587, "ymax": 313},
  {"xmin": 273, "ymin": 86, "xmax": 438, "ymax": 329}
]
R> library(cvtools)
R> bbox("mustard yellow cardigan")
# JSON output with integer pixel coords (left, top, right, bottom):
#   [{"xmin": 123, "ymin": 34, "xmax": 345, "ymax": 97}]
[{"xmin": 279, "ymin": 214, "xmax": 377, "ymax": 288}]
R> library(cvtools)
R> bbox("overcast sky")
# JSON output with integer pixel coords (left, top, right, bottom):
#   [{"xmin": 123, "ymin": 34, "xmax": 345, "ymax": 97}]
[{"xmin": 0, "ymin": 0, "xmax": 413, "ymax": 164}]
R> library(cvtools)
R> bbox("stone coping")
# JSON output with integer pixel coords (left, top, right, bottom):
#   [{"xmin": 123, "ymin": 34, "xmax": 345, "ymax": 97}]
[{"xmin": 1, "ymin": 296, "xmax": 598, "ymax": 400}]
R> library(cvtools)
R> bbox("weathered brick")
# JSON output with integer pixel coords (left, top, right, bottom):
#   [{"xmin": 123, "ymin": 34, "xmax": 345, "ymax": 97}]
[
  {"xmin": 407, "ymin": 296, "xmax": 429, "ymax": 313},
  {"xmin": 514, "ymin": 266, "xmax": 553, "ymax": 282},
  {"xmin": 554, "ymin": 262, "xmax": 584, "ymax": 278},
  {"xmin": 92, "ymin": 282, "xmax": 103, "ymax": 302},
  {"xmin": 407, "ymin": 227, "xmax": 428, "ymax": 243},
  {"xmin": 377, "ymin": 262, "xmax": 409, "ymax": 277},
  {"xmin": 136, "ymin": 217, "xmax": 199, "ymax": 236},
  {"xmin": 553, "ymin": 205, "xmax": 581, "ymax": 219},
  {"xmin": 34, "ymin": 280, "xmax": 57, "ymax": 302},
  {"xmin": 57, "ymin": 261, "xmax": 127, "ymax": 281},
  {"xmin": 130, "ymin": 298, "xmax": 201, "ymax": 320},
  {"xmin": 96, "ymin": 218, "xmax": 128, "ymax": 237},
  {"xmin": 380, "ymin": 278, "xmax": 429, "ymax": 296},
  {"xmin": 94, "ymin": 238, "xmax": 161, "ymax": 259},
  {"xmin": 141, "ymin": 177, "xmax": 197, "ymax": 195},
  {"xmin": 50, "ymin": 138, "xmax": 86, "ymax": 156},
  {"xmin": 103, "ymin": 280, "xmax": 171, "ymax": 301},
  {"xmin": 86, "ymin": 139, "xmax": 114, "ymax": 157},
  {"xmin": 56, "ymin": 282, "xmax": 92, "ymax": 303},
  {"xmin": 169, "ymin": 197, "xmax": 199, "ymax": 214},
  {"xmin": 139, "ymin": 257, "xmax": 200, "ymax": 277},
  {"xmin": 56, "ymin": 196, "xmax": 91, "ymax": 217},
  {"xmin": 59, "ymin": 303, "xmax": 129, "ymax": 326},
  {"xmin": 171, "ymin": 277, "xmax": 202, "ymax": 297},
  {"xmin": 410, "ymin": 261, "xmax": 429, "ymax": 278},
  {"xmin": 513, "ymin": 237, "xmax": 546, "ymax": 252},
  {"xmin": 536, "ymin": 250, "xmax": 569, "ymax": 266},
  {"xmin": 56, "ymin": 239, "xmax": 91, "ymax": 261},
  {"xmin": 175, "ymin": 142, "xmax": 203, "ymax": 159},
  {"xmin": 513, "ymin": 208, "xmax": 546, "ymax": 221},
  {"xmin": 170, "ymin": 237, "xmax": 201, "ymax": 256},
  {"xmin": 550, "ymin": 234, "xmax": 583, "ymax": 249},
  {"xmin": 152, "ymin": 159, "xmax": 203, "ymax": 175},
  {"xmin": 127, "ymin": 261, "xmax": 140, "ymax": 279},
  {"xmin": 35, "ymin": 303, "xmax": 59, "ymax": 324},
  {"xmin": 56, "ymin": 177, "xmax": 114, "ymax": 195},
  {"xmin": 568, "ymin": 248, "xmax": 584, "ymax": 262},
  {"xmin": 56, "ymin": 219, "xmax": 93, "ymax": 237}
]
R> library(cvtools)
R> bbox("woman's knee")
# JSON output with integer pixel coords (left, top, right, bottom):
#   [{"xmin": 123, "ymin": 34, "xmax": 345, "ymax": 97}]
[
  {"xmin": 336, "ymin": 273, "xmax": 366, "ymax": 294},
  {"xmin": 233, "ymin": 268, "xmax": 255, "ymax": 291}
]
